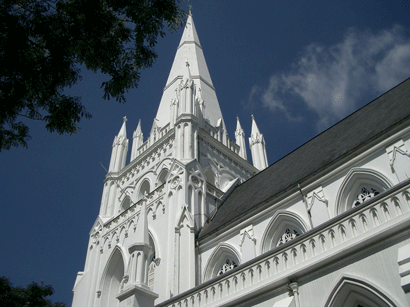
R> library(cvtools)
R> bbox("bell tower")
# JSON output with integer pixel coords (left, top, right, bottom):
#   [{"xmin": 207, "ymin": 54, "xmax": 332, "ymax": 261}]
[{"xmin": 72, "ymin": 11, "xmax": 266, "ymax": 306}]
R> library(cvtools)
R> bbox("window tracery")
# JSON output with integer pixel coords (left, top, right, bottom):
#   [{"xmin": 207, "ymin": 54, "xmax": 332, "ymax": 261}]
[
  {"xmin": 277, "ymin": 228, "xmax": 300, "ymax": 246},
  {"xmin": 353, "ymin": 187, "xmax": 379, "ymax": 207},
  {"xmin": 217, "ymin": 259, "xmax": 237, "ymax": 276}
]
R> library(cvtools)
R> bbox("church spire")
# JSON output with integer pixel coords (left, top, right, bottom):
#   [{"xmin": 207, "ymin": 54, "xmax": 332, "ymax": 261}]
[
  {"xmin": 235, "ymin": 117, "xmax": 247, "ymax": 160},
  {"xmin": 155, "ymin": 13, "xmax": 224, "ymax": 128},
  {"xmin": 249, "ymin": 115, "xmax": 268, "ymax": 170},
  {"xmin": 108, "ymin": 116, "xmax": 129, "ymax": 172}
]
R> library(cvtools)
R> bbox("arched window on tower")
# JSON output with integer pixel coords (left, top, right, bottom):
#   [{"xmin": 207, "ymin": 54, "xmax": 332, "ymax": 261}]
[
  {"xmin": 157, "ymin": 168, "xmax": 168, "ymax": 186},
  {"xmin": 138, "ymin": 180, "xmax": 150, "ymax": 201},
  {"xmin": 120, "ymin": 196, "xmax": 131, "ymax": 212}
]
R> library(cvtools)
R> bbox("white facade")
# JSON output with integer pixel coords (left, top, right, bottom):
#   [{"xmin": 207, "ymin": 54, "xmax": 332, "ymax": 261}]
[{"xmin": 72, "ymin": 13, "xmax": 410, "ymax": 307}]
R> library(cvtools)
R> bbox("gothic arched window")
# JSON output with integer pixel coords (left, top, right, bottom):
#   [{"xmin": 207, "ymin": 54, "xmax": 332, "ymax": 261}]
[
  {"xmin": 260, "ymin": 212, "xmax": 308, "ymax": 254},
  {"xmin": 138, "ymin": 180, "xmax": 150, "ymax": 201},
  {"xmin": 157, "ymin": 168, "xmax": 168, "ymax": 186},
  {"xmin": 335, "ymin": 168, "xmax": 391, "ymax": 215},
  {"xmin": 203, "ymin": 244, "xmax": 241, "ymax": 281},
  {"xmin": 120, "ymin": 196, "xmax": 131, "ymax": 212}
]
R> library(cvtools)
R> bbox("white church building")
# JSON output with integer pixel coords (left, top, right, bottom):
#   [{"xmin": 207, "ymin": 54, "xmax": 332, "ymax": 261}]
[{"xmin": 72, "ymin": 12, "xmax": 410, "ymax": 307}]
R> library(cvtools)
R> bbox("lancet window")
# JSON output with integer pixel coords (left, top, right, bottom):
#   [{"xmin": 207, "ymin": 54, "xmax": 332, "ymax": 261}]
[
  {"xmin": 217, "ymin": 259, "xmax": 238, "ymax": 276},
  {"xmin": 353, "ymin": 187, "xmax": 379, "ymax": 207}
]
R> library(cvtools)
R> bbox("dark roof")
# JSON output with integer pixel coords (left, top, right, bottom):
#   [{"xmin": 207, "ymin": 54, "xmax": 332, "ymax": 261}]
[{"xmin": 198, "ymin": 78, "xmax": 410, "ymax": 240}]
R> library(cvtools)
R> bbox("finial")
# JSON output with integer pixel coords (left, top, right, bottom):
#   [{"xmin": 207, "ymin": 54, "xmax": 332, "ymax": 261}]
[
  {"xmin": 251, "ymin": 114, "xmax": 255, "ymax": 120},
  {"xmin": 188, "ymin": 4, "xmax": 192, "ymax": 15},
  {"xmin": 123, "ymin": 116, "xmax": 127, "ymax": 122},
  {"xmin": 186, "ymin": 60, "xmax": 190, "ymax": 67}
]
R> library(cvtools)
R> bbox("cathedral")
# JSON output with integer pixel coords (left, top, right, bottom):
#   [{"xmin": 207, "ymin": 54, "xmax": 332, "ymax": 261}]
[{"xmin": 72, "ymin": 12, "xmax": 410, "ymax": 307}]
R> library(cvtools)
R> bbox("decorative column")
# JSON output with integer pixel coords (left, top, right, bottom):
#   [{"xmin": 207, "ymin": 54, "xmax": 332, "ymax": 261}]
[
  {"xmin": 109, "ymin": 116, "xmax": 129, "ymax": 172},
  {"xmin": 170, "ymin": 89, "xmax": 179, "ymax": 129},
  {"xmin": 289, "ymin": 282, "xmax": 301, "ymax": 307},
  {"xmin": 249, "ymin": 115, "xmax": 268, "ymax": 170},
  {"xmin": 235, "ymin": 117, "xmax": 247, "ymax": 160},
  {"xmin": 131, "ymin": 120, "xmax": 143, "ymax": 161},
  {"xmin": 196, "ymin": 88, "xmax": 205, "ymax": 128}
]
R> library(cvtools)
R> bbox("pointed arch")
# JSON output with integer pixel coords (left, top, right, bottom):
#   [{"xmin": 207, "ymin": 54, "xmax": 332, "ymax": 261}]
[
  {"xmin": 147, "ymin": 229, "xmax": 159, "ymax": 259},
  {"xmin": 203, "ymin": 243, "xmax": 241, "ymax": 282},
  {"xmin": 260, "ymin": 210, "xmax": 309, "ymax": 254},
  {"xmin": 120, "ymin": 196, "xmax": 131, "ymax": 212},
  {"xmin": 157, "ymin": 168, "xmax": 169, "ymax": 186},
  {"xmin": 324, "ymin": 275, "xmax": 398, "ymax": 307},
  {"xmin": 137, "ymin": 179, "xmax": 151, "ymax": 201},
  {"xmin": 155, "ymin": 158, "xmax": 172, "ymax": 186},
  {"xmin": 335, "ymin": 168, "xmax": 393, "ymax": 215},
  {"xmin": 99, "ymin": 246, "xmax": 126, "ymax": 307}
]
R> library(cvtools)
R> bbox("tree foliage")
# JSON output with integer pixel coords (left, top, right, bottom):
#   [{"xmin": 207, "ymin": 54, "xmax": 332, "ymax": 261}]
[
  {"xmin": 0, "ymin": 277, "xmax": 66, "ymax": 307},
  {"xmin": 0, "ymin": 0, "xmax": 185, "ymax": 151}
]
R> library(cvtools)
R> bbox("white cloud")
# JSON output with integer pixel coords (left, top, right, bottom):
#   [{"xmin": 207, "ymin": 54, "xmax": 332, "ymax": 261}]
[{"xmin": 254, "ymin": 26, "xmax": 410, "ymax": 130}]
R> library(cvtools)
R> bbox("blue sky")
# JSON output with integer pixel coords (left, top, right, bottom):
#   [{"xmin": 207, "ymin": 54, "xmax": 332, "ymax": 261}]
[{"xmin": 1, "ymin": 1, "xmax": 410, "ymax": 305}]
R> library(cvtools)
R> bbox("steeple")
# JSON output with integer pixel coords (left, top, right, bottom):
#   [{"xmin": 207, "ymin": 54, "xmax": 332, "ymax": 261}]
[
  {"xmin": 235, "ymin": 117, "xmax": 247, "ymax": 160},
  {"xmin": 249, "ymin": 115, "xmax": 268, "ymax": 170},
  {"xmin": 155, "ymin": 12, "xmax": 224, "ymax": 128},
  {"xmin": 108, "ymin": 116, "xmax": 129, "ymax": 172},
  {"xmin": 73, "ymin": 12, "xmax": 261, "ymax": 307}
]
